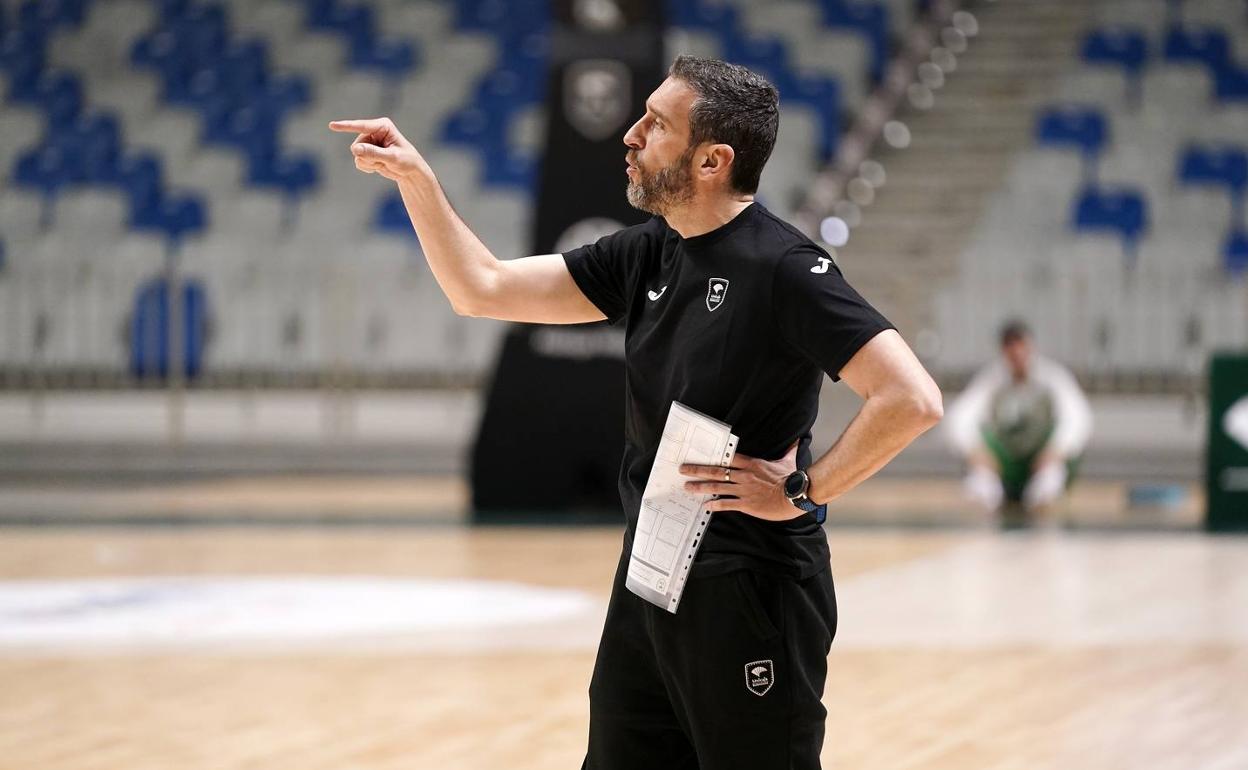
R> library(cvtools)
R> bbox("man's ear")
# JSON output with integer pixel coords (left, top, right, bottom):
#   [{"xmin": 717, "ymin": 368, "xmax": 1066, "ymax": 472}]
[{"xmin": 698, "ymin": 143, "xmax": 735, "ymax": 182}]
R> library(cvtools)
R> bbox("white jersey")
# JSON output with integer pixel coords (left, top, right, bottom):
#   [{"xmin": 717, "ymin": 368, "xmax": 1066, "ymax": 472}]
[{"xmin": 944, "ymin": 355, "xmax": 1092, "ymax": 458}]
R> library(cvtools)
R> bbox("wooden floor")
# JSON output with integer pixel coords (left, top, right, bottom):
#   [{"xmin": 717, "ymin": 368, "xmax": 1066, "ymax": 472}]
[{"xmin": 0, "ymin": 493, "xmax": 1244, "ymax": 769}]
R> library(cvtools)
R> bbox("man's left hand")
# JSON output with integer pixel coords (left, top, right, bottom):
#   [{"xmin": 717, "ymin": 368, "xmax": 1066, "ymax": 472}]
[{"xmin": 680, "ymin": 441, "xmax": 806, "ymax": 521}]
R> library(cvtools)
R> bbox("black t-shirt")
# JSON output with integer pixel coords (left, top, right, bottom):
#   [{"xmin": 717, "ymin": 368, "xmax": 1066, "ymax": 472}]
[{"xmin": 563, "ymin": 202, "xmax": 894, "ymax": 579}]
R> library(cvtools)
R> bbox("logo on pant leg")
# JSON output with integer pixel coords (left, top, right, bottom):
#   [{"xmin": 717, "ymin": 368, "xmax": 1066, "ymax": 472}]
[{"xmin": 745, "ymin": 659, "xmax": 774, "ymax": 696}]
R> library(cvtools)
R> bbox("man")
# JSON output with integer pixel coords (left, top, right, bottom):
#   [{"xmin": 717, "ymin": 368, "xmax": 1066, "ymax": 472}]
[
  {"xmin": 945, "ymin": 319, "xmax": 1092, "ymax": 521},
  {"xmin": 331, "ymin": 56, "xmax": 941, "ymax": 770}
]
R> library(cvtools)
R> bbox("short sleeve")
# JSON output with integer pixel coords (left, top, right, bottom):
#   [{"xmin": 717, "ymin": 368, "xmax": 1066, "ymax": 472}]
[
  {"xmin": 772, "ymin": 246, "xmax": 896, "ymax": 381},
  {"xmin": 562, "ymin": 219, "xmax": 661, "ymax": 326}
]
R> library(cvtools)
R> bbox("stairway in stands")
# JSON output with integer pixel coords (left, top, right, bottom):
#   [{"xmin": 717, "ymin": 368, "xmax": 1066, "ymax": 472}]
[{"xmin": 837, "ymin": 0, "xmax": 1092, "ymax": 345}]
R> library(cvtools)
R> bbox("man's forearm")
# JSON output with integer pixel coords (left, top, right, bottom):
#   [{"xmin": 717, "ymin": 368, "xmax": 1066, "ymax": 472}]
[
  {"xmin": 807, "ymin": 391, "xmax": 941, "ymax": 506},
  {"xmin": 396, "ymin": 172, "xmax": 500, "ymax": 316}
]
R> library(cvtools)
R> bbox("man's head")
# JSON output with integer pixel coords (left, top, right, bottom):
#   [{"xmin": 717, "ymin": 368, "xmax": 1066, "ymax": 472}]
[
  {"xmin": 999, "ymin": 319, "xmax": 1033, "ymax": 380},
  {"xmin": 623, "ymin": 56, "xmax": 779, "ymax": 215}
]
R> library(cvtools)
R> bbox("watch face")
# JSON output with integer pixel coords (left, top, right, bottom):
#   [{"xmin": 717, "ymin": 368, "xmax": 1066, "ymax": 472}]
[{"xmin": 784, "ymin": 471, "xmax": 808, "ymax": 498}]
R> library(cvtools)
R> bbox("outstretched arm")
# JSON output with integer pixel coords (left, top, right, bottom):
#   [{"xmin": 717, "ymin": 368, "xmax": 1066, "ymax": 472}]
[{"xmin": 329, "ymin": 117, "xmax": 604, "ymax": 324}]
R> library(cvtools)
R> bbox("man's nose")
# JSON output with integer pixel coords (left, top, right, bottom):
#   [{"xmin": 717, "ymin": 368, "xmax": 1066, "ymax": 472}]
[{"xmin": 623, "ymin": 119, "xmax": 643, "ymax": 149}]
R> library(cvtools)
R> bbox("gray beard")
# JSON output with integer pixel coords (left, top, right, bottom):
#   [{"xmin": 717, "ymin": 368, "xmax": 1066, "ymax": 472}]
[{"xmin": 626, "ymin": 152, "xmax": 695, "ymax": 215}]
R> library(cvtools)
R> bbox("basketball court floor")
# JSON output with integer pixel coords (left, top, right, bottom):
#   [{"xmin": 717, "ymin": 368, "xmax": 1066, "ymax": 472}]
[{"xmin": 1, "ymin": 476, "xmax": 1244, "ymax": 770}]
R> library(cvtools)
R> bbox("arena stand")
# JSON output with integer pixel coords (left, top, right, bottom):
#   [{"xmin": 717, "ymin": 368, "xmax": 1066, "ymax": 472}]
[
  {"xmin": 825, "ymin": 0, "xmax": 1246, "ymax": 392},
  {"xmin": 0, "ymin": 0, "xmax": 893, "ymax": 386}
]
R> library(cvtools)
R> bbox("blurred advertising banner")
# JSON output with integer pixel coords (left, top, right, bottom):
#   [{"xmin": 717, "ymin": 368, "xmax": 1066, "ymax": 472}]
[
  {"xmin": 1206, "ymin": 352, "xmax": 1248, "ymax": 532},
  {"xmin": 470, "ymin": 0, "xmax": 664, "ymax": 522}
]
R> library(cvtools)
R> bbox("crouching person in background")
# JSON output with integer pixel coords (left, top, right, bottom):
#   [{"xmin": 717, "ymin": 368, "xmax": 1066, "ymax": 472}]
[{"xmin": 945, "ymin": 320, "xmax": 1092, "ymax": 525}]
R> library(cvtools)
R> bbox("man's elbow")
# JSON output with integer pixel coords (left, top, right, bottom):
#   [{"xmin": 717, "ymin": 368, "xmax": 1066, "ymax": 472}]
[
  {"xmin": 452, "ymin": 301, "xmax": 483, "ymax": 318},
  {"xmin": 905, "ymin": 382, "xmax": 944, "ymax": 429}
]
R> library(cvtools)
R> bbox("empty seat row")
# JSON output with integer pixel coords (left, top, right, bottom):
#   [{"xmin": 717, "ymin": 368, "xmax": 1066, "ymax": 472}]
[
  {"xmin": 1081, "ymin": 22, "xmax": 1248, "ymax": 105},
  {"xmin": 1034, "ymin": 96, "xmax": 1246, "ymax": 273}
]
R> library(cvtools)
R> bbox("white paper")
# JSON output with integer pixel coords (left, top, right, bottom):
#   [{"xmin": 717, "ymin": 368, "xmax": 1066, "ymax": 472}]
[{"xmin": 626, "ymin": 401, "xmax": 738, "ymax": 613}]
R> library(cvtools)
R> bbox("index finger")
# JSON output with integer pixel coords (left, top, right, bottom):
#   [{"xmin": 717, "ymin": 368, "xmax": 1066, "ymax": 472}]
[{"xmin": 329, "ymin": 118, "xmax": 386, "ymax": 133}]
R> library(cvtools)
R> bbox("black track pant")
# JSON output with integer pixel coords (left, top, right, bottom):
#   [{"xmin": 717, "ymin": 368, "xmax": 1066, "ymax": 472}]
[{"xmin": 582, "ymin": 551, "xmax": 838, "ymax": 770}]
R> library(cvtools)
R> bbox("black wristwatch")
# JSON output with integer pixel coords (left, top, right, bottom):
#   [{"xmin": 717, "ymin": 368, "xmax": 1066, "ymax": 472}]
[{"xmin": 783, "ymin": 470, "xmax": 818, "ymax": 513}]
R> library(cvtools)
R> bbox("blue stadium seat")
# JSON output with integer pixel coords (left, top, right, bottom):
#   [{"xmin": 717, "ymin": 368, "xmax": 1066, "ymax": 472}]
[
  {"xmin": 129, "ymin": 276, "xmax": 210, "ymax": 380},
  {"xmin": 1036, "ymin": 105, "xmax": 1108, "ymax": 181},
  {"xmin": 1215, "ymin": 65, "xmax": 1248, "ymax": 102},
  {"xmin": 481, "ymin": 145, "xmax": 536, "ymax": 191},
  {"xmin": 1163, "ymin": 25, "xmax": 1230, "ymax": 70},
  {"xmin": 785, "ymin": 75, "xmax": 843, "ymax": 160},
  {"xmin": 1036, "ymin": 106, "xmax": 1109, "ymax": 156},
  {"xmin": 13, "ymin": 146, "xmax": 73, "ymax": 199},
  {"xmin": 248, "ymin": 151, "xmax": 321, "ymax": 199},
  {"xmin": 33, "ymin": 109, "xmax": 122, "ymax": 183},
  {"xmin": 1, "ymin": 39, "xmax": 45, "ymax": 99},
  {"xmin": 374, "ymin": 191, "xmax": 417, "ymax": 237},
  {"xmin": 301, "ymin": 0, "xmax": 418, "ymax": 75},
  {"xmin": 118, "ymin": 154, "xmax": 208, "ymax": 241},
  {"xmin": 264, "ymin": 73, "xmax": 313, "ymax": 113},
  {"xmin": 1178, "ymin": 144, "xmax": 1248, "ymax": 217},
  {"xmin": 665, "ymin": 0, "xmax": 739, "ymax": 37},
  {"xmin": 117, "ymin": 152, "xmax": 166, "ymax": 220},
  {"xmin": 476, "ymin": 66, "xmax": 544, "ymax": 113},
  {"xmin": 18, "ymin": 0, "xmax": 87, "ymax": 31},
  {"xmin": 440, "ymin": 105, "xmax": 495, "ymax": 148},
  {"xmin": 351, "ymin": 37, "xmax": 416, "ymax": 76},
  {"xmin": 454, "ymin": 0, "xmax": 547, "ymax": 33},
  {"xmin": 76, "ymin": 112, "xmax": 123, "ymax": 183},
  {"xmin": 723, "ymin": 33, "xmax": 791, "ymax": 81},
  {"xmin": 1178, "ymin": 145, "xmax": 1248, "ymax": 191},
  {"xmin": 10, "ymin": 70, "xmax": 83, "ymax": 123},
  {"xmin": 1082, "ymin": 28, "xmax": 1148, "ymax": 72},
  {"xmin": 133, "ymin": 193, "xmax": 208, "ymax": 241},
  {"xmin": 1072, "ymin": 185, "xmax": 1150, "ymax": 253},
  {"xmin": 160, "ymin": 194, "xmax": 208, "ymax": 241},
  {"xmin": 1225, "ymin": 229, "xmax": 1248, "ymax": 275},
  {"xmin": 155, "ymin": 0, "xmax": 192, "ymax": 22}
]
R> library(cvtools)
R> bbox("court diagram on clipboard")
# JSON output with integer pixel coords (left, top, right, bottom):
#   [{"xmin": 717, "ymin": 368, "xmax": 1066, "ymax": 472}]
[{"xmin": 626, "ymin": 402, "xmax": 738, "ymax": 612}]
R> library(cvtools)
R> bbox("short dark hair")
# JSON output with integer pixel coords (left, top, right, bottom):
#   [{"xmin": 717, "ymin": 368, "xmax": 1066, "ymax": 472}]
[
  {"xmin": 999, "ymin": 319, "xmax": 1031, "ymax": 346},
  {"xmin": 668, "ymin": 55, "xmax": 779, "ymax": 195}
]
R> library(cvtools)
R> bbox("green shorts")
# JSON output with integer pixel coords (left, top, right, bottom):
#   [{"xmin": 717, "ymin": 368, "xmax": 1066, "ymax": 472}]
[{"xmin": 982, "ymin": 430, "xmax": 1081, "ymax": 503}]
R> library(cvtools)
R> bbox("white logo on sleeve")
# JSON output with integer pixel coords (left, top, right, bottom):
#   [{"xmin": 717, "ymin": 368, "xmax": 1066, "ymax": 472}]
[
  {"xmin": 647, "ymin": 285, "xmax": 668, "ymax": 301},
  {"xmin": 706, "ymin": 278, "xmax": 729, "ymax": 311},
  {"xmin": 810, "ymin": 256, "xmax": 832, "ymax": 274}
]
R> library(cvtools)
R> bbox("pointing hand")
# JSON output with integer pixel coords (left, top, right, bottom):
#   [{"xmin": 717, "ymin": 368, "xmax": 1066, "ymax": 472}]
[{"xmin": 328, "ymin": 117, "xmax": 428, "ymax": 182}]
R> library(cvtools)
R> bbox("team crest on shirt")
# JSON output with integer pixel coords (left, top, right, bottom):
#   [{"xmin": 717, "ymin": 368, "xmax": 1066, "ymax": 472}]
[
  {"xmin": 706, "ymin": 278, "xmax": 730, "ymax": 312},
  {"xmin": 745, "ymin": 659, "xmax": 774, "ymax": 696}
]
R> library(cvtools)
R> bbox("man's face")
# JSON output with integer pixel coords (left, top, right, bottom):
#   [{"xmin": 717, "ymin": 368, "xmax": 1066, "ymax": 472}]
[
  {"xmin": 1002, "ymin": 337, "xmax": 1032, "ymax": 380},
  {"xmin": 622, "ymin": 77, "xmax": 698, "ymax": 215}
]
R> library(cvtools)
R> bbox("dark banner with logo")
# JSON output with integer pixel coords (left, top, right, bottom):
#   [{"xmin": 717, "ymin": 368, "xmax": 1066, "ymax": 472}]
[
  {"xmin": 532, "ymin": 1, "xmax": 665, "ymax": 253},
  {"xmin": 470, "ymin": 0, "xmax": 665, "ymax": 522},
  {"xmin": 1206, "ymin": 352, "xmax": 1248, "ymax": 532}
]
